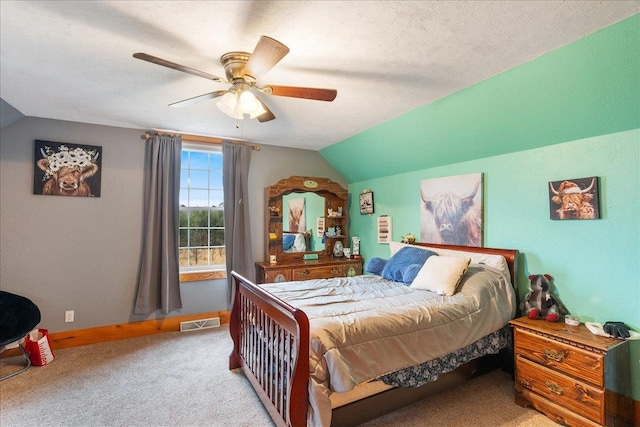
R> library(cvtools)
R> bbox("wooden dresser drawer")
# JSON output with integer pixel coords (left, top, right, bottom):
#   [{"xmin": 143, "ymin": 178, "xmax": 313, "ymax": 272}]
[
  {"xmin": 514, "ymin": 328, "xmax": 604, "ymax": 387},
  {"xmin": 256, "ymin": 259, "xmax": 364, "ymax": 284},
  {"xmin": 264, "ymin": 269, "xmax": 292, "ymax": 283},
  {"xmin": 516, "ymin": 355, "xmax": 604, "ymax": 425},
  {"xmin": 291, "ymin": 265, "xmax": 344, "ymax": 280}
]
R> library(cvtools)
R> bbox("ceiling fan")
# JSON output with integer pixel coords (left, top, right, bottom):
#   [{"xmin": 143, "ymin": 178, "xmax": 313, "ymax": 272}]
[{"xmin": 133, "ymin": 36, "xmax": 337, "ymax": 123}]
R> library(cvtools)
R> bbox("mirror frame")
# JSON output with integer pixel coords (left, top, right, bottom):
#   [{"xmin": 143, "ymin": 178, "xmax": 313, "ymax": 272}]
[{"xmin": 265, "ymin": 176, "xmax": 348, "ymax": 262}]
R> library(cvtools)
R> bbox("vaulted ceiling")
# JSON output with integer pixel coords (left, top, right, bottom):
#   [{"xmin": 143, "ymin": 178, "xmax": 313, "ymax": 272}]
[{"xmin": 1, "ymin": 1, "xmax": 638, "ymax": 150}]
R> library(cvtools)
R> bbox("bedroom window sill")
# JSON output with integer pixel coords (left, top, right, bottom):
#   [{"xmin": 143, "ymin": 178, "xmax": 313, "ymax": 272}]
[{"xmin": 180, "ymin": 270, "xmax": 227, "ymax": 283}]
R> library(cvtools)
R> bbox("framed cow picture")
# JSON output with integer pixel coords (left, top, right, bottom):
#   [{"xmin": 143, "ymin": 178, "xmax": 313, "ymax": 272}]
[
  {"xmin": 359, "ymin": 191, "xmax": 374, "ymax": 215},
  {"xmin": 33, "ymin": 140, "xmax": 102, "ymax": 197},
  {"xmin": 548, "ymin": 176, "xmax": 600, "ymax": 220},
  {"xmin": 419, "ymin": 173, "xmax": 483, "ymax": 247}
]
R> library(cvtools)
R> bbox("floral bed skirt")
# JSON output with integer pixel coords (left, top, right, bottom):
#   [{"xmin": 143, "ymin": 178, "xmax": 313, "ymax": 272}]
[{"xmin": 375, "ymin": 324, "xmax": 512, "ymax": 387}]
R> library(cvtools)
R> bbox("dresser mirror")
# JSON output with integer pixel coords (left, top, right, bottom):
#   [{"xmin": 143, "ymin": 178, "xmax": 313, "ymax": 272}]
[
  {"xmin": 282, "ymin": 192, "xmax": 325, "ymax": 252},
  {"xmin": 265, "ymin": 176, "xmax": 348, "ymax": 262}
]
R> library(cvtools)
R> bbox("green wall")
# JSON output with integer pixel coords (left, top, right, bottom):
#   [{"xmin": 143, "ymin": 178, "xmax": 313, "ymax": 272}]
[
  {"xmin": 321, "ymin": 14, "xmax": 640, "ymax": 183},
  {"xmin": 347, "ymin": 131, "xmax": 640, "ymax": 399},
  {"xmin": 321, "ymin": 15, "xmax": 640, "ymax": 399}
]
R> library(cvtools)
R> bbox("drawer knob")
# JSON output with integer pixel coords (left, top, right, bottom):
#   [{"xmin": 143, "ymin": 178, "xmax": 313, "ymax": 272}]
[
  {"xmin": 299, "ymin": 270, "xmax": 310, "ymax": 276},
  {"xmin": 545, "ymin": 381, "xmax": 565, "ymax": 395},
  {"xmin": 331, "ymin": 268, "xmax": 340, "ymax": 274},
  {"xmin": 543, "ymin": 348, "xmax": 567, "ymax": 362}
]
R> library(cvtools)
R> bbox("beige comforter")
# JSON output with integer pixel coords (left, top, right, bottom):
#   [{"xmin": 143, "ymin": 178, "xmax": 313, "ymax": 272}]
[{"xmin": 262, "ymin": 265, "xmax": 516, "ymax": 427}]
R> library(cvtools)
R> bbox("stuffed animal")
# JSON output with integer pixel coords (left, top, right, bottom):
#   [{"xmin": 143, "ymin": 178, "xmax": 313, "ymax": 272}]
[{"xmin": 521, "ymin": 274, "xmax": 569, "ymax": 322}]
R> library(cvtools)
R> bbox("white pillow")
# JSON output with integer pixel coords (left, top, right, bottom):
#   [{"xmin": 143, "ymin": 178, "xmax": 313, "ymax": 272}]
[
  {"xmin": 389, "ymin": 242, "xmax": 510, "ymax": 280},
  {"xmin": 410, "ymin": 256, "xmax": 471, "ymax": 296}
]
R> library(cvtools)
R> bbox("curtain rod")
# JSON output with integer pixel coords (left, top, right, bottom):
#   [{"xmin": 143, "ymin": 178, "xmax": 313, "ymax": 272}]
[{"xmin": 141, "ymin": 131, "xmax": 260, "ymax": 151}]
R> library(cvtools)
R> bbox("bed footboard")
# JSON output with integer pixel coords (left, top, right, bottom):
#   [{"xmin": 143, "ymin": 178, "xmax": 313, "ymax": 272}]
[{"xmin": 229, "ymin": 271, "xmax": 310, "ymax": 427}]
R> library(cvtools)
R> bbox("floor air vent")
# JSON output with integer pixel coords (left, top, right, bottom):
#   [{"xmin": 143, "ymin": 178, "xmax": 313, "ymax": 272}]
[{"xmin": 180, "ymin": 317, "xmax": 220, "ymax": 332}]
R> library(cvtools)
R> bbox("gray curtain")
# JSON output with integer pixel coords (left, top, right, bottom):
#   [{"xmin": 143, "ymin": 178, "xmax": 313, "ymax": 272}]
[
  {"xmin": 134, "ymin": 134, "xmax": 182, "ymax": 314},
  {"xmin": 223, "ymin": 140, "xmax": 254, "ymax": 305}
]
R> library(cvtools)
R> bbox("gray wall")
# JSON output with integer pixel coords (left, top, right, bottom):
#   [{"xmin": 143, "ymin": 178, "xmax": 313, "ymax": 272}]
[{"xmin": 0, "ymin": 117, "xmax": 345, "ymax": 332}]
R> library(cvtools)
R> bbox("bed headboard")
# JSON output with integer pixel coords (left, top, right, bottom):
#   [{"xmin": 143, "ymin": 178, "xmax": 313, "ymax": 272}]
[{"xmin": 413, "ymin": 243, "xmax": 519, "ymax": 288}]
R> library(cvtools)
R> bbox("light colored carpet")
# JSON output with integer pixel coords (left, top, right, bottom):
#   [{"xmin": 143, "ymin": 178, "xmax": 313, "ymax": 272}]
[{"xmin": 1, "ymin": 324, "xmax": 558, "ymax": 426}]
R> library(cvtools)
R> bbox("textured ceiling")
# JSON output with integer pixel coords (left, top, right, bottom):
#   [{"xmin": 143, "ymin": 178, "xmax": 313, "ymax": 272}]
[{"xmin": 1, "ymin": 1, "xmax": 638, "ymax": 150}]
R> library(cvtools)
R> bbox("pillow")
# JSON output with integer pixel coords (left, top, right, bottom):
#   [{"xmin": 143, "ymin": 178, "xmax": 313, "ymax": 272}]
[
  {"xmin": 389, "ymin": 242, "xmax": 510, "ymax": 280},
  {"xmin": 389, "ymin": 241, "xmax": 412, "ymax": 257},
  {"xmin": 380, "ymin": 246, "xmax": 437, "ymax": 283},
  {"xmin": 410, "ymin": 256, "xmax": 471, "ymax": 296},
  {"xmin": 423, "ymin": 247, "xmax": 510, "ymax": 280},
  {"xmin": 282, "ymin": 234, "xmax": 295, "ymax": 251},
  {"xmin": 402, "ymin": 263, "xmax": 424, "ymax": 284},
  {"xmin": 365, "ymin": 257, "xmax": 387, "ymax": 275}
]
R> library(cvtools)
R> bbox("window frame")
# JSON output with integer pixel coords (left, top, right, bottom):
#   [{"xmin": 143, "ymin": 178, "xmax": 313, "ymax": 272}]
[{"xmin": 178, "ymin": 140, "xmax": 227, "ymax": 281}]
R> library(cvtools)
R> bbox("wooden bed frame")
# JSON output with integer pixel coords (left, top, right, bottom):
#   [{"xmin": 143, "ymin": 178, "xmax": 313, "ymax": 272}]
[{"xmin": 229, "ymin": 243, "xmax": 519, "ymax": 427}]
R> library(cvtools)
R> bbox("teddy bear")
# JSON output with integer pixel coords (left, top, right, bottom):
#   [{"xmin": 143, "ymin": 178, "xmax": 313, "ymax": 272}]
[{"xmin": 521, "ymin": 274, "xmax": 569, "ymax": 322}]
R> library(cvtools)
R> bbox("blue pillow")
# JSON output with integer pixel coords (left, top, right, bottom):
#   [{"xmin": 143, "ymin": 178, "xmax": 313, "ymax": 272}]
[
  {"xmin": 283, "ymin": 234, "xmax": 295, "ymax": 251},
  {"xmin": 365, "ymin": 257, "xmax": 387, "ymax": 275},
  {"xmin": 402, "ymin": 263, "xmax": 424, "ymax": 284},
  {"xmin": 381, "ymin": 247, "xmax": 437, "ymax": 283}
]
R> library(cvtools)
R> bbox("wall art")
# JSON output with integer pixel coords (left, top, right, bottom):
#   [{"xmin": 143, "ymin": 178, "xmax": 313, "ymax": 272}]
[
  {"xmin": 316, "ymin": 217, "xmax": 325, "ymax": 238},
  {"xmin": 377, "ymin": 216, "xmax": 392, "ymax": 244},
  {"xmin": 548, "ymin": 176, "xmax": 600, "ymax": 220},
  {"xmin": 359, "ymin": 191, "xmax": 374, "ymax": 215},
  {"xmin": 33, "ymin": 140, "xmax": 102, "ymax": 197},
  {"xmin": 287, "ymin": 197, "xmax": 306, "ymax": 232},
  {"xmin": 420, "ymin": 173, "xmax": 483, "ymax": 247}
]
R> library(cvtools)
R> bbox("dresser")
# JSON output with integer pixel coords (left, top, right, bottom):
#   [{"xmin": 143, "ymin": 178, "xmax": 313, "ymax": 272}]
[
  {"xmin": 255, "ymin": 257, "xmax": 363, "ymax": 284},
  {"xmin": 510, "ymin": 317, "xmax": 633, "ymax": 426}
]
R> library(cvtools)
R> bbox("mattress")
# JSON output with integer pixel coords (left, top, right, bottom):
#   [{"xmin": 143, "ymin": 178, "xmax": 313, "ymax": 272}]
[{"xmin": 261, "ymin": 264, "xmax": 516, "ymax": 426}]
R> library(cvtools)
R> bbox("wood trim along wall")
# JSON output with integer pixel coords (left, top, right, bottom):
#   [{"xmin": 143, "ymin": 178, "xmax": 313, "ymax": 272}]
[{"xmin": 1, "ymin": 310, "xmax": 230, "ymax": 357}]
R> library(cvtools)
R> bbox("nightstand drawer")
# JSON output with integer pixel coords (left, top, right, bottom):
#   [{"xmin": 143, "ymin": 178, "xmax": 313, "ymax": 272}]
[
  {"xmin": 514, "ymin": 328, "xmax": 604, "ymax": 387},
  {"xmin": 516, "ymin": 356, "xmax": 604, "ymax": 425},
  {"xmin": 292, "ymin": 265, "xmax": 343, "ymax": 280}
]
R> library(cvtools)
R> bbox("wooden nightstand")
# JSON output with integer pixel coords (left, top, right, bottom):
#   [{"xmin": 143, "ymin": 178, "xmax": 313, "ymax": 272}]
[{"xmin": 510, "ymin": 317, "xmax": 634, "ymax": 426}]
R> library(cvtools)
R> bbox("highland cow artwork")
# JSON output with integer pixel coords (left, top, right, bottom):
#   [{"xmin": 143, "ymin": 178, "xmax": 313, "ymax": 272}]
[
  {"xmin": 287, "ymin": 197, "xmax": 306, "ymax": 232},
  {"xmin": 420, "ymin": 173, "xmax": 483, "ymax": 247},
  {"xmin": 33, "ymin": 140, "xmax": 102, "ymax": 197},
  {"xmin": 548, "ymin": 176, "xmax": 600, "ymax": 220}
]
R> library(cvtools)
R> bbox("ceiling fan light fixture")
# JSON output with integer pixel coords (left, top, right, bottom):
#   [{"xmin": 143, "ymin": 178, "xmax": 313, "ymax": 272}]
[
  {"xmin": 216, "ymin": 91, "xmax": 243, "ymax": 119},
  {"xmin": 249, "ymin": 103, "xmax": 267, "ymax": 119},
  {"xmin": 239, "ymin": 90, "xmax": 260, "ymax": 114},
  {"xmin": 134, "ymin": 36, "xmax": 336, "ymax": 124},
  {"xmin": 240, "ymin": 90, "xmax": 267, "ymax": 118}
]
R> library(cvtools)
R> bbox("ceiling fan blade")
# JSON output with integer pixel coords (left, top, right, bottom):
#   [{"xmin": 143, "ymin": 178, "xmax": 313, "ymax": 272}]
[
  {"xmin": 266, "ymin": 85, "xmax": 337, "ymax": 102},
  {"xmin": 242, "ymin": 36, "xmax": 290, "ymax": 81},
  {"xmin": 255, "ymin": 95, "xmax": 276, "ymax": 122},
  {"xmin": 133, "ymin": 53, "xmax": 225, "ymax": 82},
  {"xmin": 169, "ymin": 90, "xmax": 227, "ymax": 108}
]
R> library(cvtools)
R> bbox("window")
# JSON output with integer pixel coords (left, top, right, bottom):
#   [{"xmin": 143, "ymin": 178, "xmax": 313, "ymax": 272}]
[{"xmin": 179, "ymin": 144, "xmax": 225, "ymax": 272}]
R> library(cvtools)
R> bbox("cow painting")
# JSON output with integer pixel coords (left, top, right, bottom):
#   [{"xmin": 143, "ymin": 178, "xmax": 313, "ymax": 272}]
[
  {"xmin": 33, "ymin": 141, "xmax": 101, "ymax": 197},
  {"xmin": 420, "ymin": 173, "xmax": 483, "ymax": 247},
  {"xmin": 549, "ymin": 177, "xmax": 599, "ymax": 220},
  {"xmin": 287, "ymin": 198, "xmax": 306, "ymax": 232}
]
